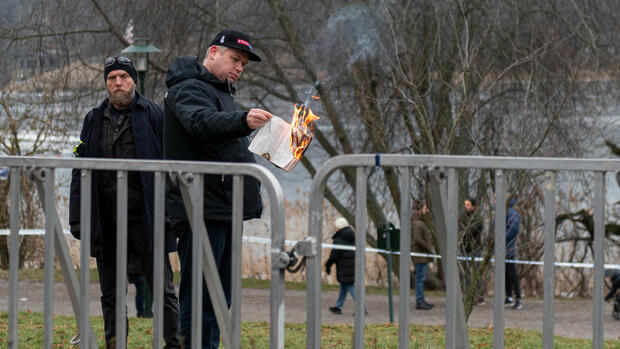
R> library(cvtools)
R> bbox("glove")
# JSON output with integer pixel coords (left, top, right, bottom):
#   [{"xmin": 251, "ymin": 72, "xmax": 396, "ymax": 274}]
[{"xmin": 70, "ymin": 224, "xmax": 80, "ymax": 240}]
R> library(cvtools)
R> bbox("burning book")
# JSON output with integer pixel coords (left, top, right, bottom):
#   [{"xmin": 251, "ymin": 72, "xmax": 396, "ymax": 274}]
[{"xmin": 248, "ymin": 103, "xmax": 320, "ymax": 172}]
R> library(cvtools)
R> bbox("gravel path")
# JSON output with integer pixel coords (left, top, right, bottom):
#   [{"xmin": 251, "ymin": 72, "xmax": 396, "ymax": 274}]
[{"xmin": 1, "ymin": 280, "xmax": 619, "ymax": 340}]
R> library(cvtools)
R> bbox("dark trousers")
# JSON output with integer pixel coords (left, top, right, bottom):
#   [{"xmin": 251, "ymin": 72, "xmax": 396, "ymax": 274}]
[
  {"xmin": 97, "ymin": 219, "xmax": 180, "ymax": 348},
  {"xmin": 177, "ymin": 220, "xmax": 232, "ymax": 349},
  {"xmin": 505, "ymin": 261, "xmax": 521, "ymax": 300}
]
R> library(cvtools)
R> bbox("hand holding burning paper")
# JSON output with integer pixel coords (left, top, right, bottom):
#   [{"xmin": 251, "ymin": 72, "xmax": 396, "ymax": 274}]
[{"xmin": 248, "ymin": 103, "xmax": 320, "ymax": 172}]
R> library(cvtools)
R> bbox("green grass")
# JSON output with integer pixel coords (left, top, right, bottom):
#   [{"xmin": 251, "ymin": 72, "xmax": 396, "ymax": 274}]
[
  {"xmin": 0, "ymin": 268, "xmax": 408, "ymax": 296},
  {"xmin": 0, "ymin": 311, "xmax": 617, "ymax": 348}
]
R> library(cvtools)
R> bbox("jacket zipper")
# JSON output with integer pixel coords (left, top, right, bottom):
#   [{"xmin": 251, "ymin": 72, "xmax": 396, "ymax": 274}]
[{"xmin": 227, "ymin": 81, "xmax": 240, "ymax": 111}]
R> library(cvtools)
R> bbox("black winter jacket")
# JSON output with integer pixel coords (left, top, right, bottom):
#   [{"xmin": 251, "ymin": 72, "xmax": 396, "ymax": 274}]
[
  {"xmin": 325, "ymin": 227, "xmax": 356, "ymax": 284},
  {"xmin": 69, "ymin": 93, "xmax": 177, "ymax": 259},
  {"xmin": 163, "ymin": 56, "xmax": 262, "ymax": 228}
]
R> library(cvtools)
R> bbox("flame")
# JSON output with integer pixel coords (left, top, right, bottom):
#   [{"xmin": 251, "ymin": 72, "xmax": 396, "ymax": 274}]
[
  {"xmin": 289, "ymin": 103, "xmax": 320, "ymax": 160},
  {"xmin": 311, "ymin": 95, "xmax": 321, "ymax": 100}
]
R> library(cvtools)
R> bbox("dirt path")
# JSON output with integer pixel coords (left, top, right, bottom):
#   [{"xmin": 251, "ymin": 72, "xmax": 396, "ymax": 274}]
[{"xmin": 1, "ymin": 280, "xmax": 619, "ymax": 340}]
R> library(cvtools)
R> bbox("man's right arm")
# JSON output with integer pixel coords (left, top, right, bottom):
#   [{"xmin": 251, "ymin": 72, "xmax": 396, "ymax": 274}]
[{"xmin": 173, "ymin": 83, "xmax": 271, "ymax": 143}]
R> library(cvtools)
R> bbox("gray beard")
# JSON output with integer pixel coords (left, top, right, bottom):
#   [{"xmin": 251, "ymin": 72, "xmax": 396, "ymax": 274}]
[{"xmin": 109, "ymin": 88, "xmax": 135, "ymax": 108}]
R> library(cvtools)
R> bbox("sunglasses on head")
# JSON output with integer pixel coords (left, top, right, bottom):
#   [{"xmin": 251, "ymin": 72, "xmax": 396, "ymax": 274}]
[{"xmin": 104, "ymin": 56, "xmax": 134, "ymax": 67}]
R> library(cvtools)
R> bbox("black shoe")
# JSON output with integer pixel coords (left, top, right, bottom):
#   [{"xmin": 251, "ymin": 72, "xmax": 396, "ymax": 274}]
[
  {"xmin": 416, "ymin": 300, "xmax": 434, "ymax": 310},
  {"xmin": 329, "ymin": 306, "xmax": 342, "ymax": 314},
  {"xmin": 504, "ymin": 297, "xmax": 514, "ymax": 307},
  {"xmin": 513, "ymin": 299, "xmax": 522, "ymax": 310}
]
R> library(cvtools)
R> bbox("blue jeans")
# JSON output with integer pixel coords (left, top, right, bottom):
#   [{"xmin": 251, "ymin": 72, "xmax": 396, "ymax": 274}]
[
  {"xmin": 335, "ymin": 283, "xmax": 355, "ymax": 308},
  {"xmin": 415, "ymin": 263, "xmax": 428, "ymax": 303},
  {"xmin": 178, "ymin": 221, "xmax": 232, "ymax": 349}
]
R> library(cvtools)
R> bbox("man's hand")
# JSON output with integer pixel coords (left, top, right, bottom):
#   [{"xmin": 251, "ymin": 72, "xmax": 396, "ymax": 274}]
[
  {"xmin": 247, "ymin": 109, "xmax": 273, "ymax": 130},
  {"xmin": 325, "ymin": 265, "xmax": 331, "ymax": 275}
]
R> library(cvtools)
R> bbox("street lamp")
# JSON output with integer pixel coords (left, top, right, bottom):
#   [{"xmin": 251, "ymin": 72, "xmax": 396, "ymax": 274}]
[{"xmin": 121, "ymin": 37, "xmax": 161, "ymax": 95}]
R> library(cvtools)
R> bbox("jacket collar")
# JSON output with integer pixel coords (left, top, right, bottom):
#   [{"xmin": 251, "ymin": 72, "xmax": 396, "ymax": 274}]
[{"xmin": 200, "ymin": 66, "xmax": 237, "ymax": 94}]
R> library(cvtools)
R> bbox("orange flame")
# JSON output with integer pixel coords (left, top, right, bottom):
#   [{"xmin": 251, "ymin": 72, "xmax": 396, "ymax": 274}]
[
  {"xmin": 289, "ymin": 104, "xmax": 320, "ymax": 160},
  {"xmin": 311, "ymin": 95, "xmax": 321, "ymax": 100}
]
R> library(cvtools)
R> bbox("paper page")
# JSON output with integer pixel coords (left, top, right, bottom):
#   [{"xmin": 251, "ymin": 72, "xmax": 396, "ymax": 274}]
[{"xmin": 248, "ymin": 116, "xmax": 294, "ymax": 168}]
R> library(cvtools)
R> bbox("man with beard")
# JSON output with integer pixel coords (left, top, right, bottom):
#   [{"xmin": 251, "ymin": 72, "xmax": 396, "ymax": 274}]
[
  {"xmin": 69, "ymin": 55, "xmax": 180, "ymax": 348},
  {"xmin": 164, "ymin": 29, "xmax": 271, "ymax": 348}
]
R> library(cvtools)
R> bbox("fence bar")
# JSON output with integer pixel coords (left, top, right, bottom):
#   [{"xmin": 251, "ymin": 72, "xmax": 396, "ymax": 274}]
[
  {"xmin": 543, "ymin": 171, "xmax": 556, "ymax": 349},
  {"xmin": 269, "ymin": 181, "xmax": 286, "ymax": 349},
  {"xmin": 428, "ymin": 169, "xmax": 469, "ymax": 349},
  {"xmin": 231, "ymin": 175, "xmax": 244, "ymax": 349},
  {"xmin": 306, "ymin": 178, "xmax": 326, "ymax": 349},
  {"xmin": 116, "ymin": 171, "xmax": 128, "ymax": 349},
  {"xmin": 189, "ymin": 174, "xmax": 204, "ymax": 349},
  {"xmin": 152, "ymin": 172, "xmax": 166, "ymax": 349},
  {"xmin": 445, "ymin": 168, "xmax": 458, "ymax": 349},
  {"xmin": 8, "ymin": 167, "xmax": 20, "ymax": 349},
  {"xmin": 493, "ymin": 170, "xmax": 506, "ymax": 348},
  {"xmin": 398, "ymin": 167, "xmax": 412, "ymax": 348},
  {"xmin": 354, "ymin": 166, "xmax": 368, "ymax": 348},
  {"xmin": 593, "ymin": 172, "xmax": 605, "ymax": 349},
  {"xmin": 79, "ymin": 170, "xmax": 92, "ymax": 348},
  {"xmin": 42, "ymin": 169, "xmax": 55, "ymax": 348}
]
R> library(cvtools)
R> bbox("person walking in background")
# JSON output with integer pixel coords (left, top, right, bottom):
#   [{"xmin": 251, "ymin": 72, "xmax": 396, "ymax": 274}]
[
  {"xmin": 412, "ymin": 201, "xmax": 435, "ymax": 310},
  {"xmin": 325, "ymin": 217, "xmax": 356, "ymax": 314},
  {"xmin": 69, "ymin": 55, "xmax": 180, "ymax": 348},
  {"xmin": 504, "ymin": 197, "xmax": 522, "ymax": 310},
  {"xmin": 164, "ymin": 29, "xmax": 271, "ymax": 348},
  {"xmin": 604, "ymin": 269, "xmax": 620, "ymax": 320},
  {"xmin": 459, "ymin": 197, "xmax": 485, "ymax": 305}
]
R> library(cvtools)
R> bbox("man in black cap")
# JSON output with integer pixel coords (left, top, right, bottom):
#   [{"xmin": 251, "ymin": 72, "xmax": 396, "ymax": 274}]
[
  {"xmin": 164, "ymin": 29, "xmax": 271, "ymax": 348},
  {"xmin": 70, "ymin": 55, "xmax": 180, "ymax": 348}
]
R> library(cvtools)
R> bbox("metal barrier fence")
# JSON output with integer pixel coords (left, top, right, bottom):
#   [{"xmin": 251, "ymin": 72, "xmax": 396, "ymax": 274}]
[
  {"xmin": 1, "ymin": 155, "xmax": 286, "ymax": 349},
  {"xmin": 305, "ymin": 154, "xmax": 615, "ymax": 349}
]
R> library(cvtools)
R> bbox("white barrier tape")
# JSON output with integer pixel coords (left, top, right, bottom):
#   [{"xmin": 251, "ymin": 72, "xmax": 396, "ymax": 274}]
[{"xmin": 3, "ymin": 229, "xmax": 619, "ymax": 270}]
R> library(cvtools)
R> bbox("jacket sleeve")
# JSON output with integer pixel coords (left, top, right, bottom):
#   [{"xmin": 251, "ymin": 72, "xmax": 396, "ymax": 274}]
[
  {"xmin": 69, "ymin": 113, "xmax": 92, "ymax": 226},
  {"xmin": 607, "ymin": 278, "xmax": 620, "ymax": 300},
  {"xmin": 172, "ymin": 82, "xmax": 252, "ymax": 143},
  {"xmin": 325, "ymin": 248, "xmax": 341, "ymax": 270}
]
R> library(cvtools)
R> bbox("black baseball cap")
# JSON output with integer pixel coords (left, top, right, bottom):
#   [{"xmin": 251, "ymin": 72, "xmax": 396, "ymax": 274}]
[{"xmin": 210, "ymin": 29, "xmax": 262, "ymax": 62}]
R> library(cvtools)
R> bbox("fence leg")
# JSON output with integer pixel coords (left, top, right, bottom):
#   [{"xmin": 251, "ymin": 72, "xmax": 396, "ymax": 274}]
[
  {"xmin": 32, "ymin": 169, "xmax": 98, "ymax": 348},
  {"xmin": 428, "ymin": 169, "xmax": 470, "ymax": 349},
  {"xmin": 178, "ymin": 172, "xmax": 233, "ymax": 349}
]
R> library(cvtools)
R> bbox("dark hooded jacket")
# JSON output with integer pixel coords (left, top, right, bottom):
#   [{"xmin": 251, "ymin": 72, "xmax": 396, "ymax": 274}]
[
  {"xmin": 69, "ymin": 92, "xmax": 177, "ymax": 259},
  {"xmin": 605, "ymin": 269, "xmax": 620, "ymax": 301},
  {"xmin": 325, "ymin": 227, "xmax": 356, "ymax": 284},
  {"xmin": 506, "ymin": 198, "xmax": 520, "ymax": 258},
  {"xmin": 163, "ymin": 56, "xmax": 262, "ymax": 229}
]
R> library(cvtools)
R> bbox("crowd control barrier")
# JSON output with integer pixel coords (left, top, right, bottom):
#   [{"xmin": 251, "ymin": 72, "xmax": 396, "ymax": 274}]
[
  {"xmin": 0, "ymin": 156, "xmax": 287, "ymax": 349},
  {"xmin": 303, "ymin": 154, "xmax": 617, "ymax": 349}
]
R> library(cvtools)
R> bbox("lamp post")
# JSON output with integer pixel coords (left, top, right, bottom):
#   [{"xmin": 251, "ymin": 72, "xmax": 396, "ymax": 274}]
[{"xmin": 121, "ymin": 37, "xmax": 161, "ymax": 95}]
